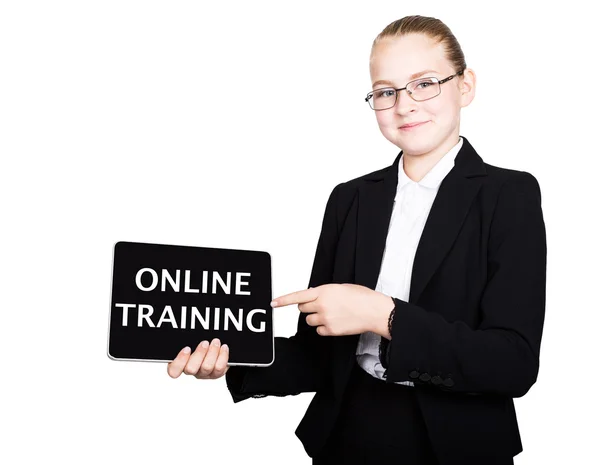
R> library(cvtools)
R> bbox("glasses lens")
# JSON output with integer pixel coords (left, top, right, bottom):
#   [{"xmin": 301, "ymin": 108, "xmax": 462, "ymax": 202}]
[
  {"xmin": 370, "ymin": 88, "xmax": 396, "ymax": 110},
  {"xmin": 408, "ymin": 78, "xmax": 440, "ymax": 101}
]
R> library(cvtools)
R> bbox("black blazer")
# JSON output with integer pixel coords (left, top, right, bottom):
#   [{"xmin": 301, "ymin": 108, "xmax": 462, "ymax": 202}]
[{"xmin": 226, "ymin": 136, "xmax": 547, "ymax": 465}]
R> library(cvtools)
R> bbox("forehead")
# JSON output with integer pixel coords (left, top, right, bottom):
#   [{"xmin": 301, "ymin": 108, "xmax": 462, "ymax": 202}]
[{"xmin": 370, "ymin": 34, "xmax": 450, "ymax": 85}]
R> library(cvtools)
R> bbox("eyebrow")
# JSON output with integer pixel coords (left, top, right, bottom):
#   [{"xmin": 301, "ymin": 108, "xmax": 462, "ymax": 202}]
[{"xmin": 372, "ymin": 69, "xmax": 439, "ymax": 88}]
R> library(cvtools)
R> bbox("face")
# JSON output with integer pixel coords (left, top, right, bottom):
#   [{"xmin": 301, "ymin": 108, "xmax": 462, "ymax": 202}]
[{"xmin": 369, "ymin": 33, "xmax": 475, "ymax": 159}]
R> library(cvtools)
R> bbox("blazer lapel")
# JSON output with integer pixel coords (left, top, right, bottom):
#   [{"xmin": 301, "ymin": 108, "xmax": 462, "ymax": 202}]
[
  {"xmin": 354, "ymin": 153, "xmax": 399, "ymax": 291},
  {"xmin": 354, "ymin": 136, "xmax": 488, "ymax": 305}
]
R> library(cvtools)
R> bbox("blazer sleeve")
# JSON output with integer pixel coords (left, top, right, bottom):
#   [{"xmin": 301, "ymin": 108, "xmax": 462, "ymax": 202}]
[
  {"xmin": 382, "ymin": 171, "xmax": 547, "ymax": 398},
  {"xmin": 225, "ymin": 184, "xmax": 341, "ymax": 403}
]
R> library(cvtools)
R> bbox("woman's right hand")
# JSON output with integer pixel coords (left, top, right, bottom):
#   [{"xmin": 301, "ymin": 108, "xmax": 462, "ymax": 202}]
[{"xmin": 167, "ymin": 338, "xmax": 230, "ymax": 380}]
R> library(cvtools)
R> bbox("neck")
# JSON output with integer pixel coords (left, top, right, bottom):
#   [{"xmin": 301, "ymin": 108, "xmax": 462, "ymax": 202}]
[{"xmin": 402, "ymin": 134, "xmax": 460, "ymax": 182}]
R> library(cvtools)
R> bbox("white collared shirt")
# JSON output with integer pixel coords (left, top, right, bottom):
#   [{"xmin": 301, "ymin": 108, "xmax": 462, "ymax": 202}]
[{"xmin": 355, "ymin": 137, "xmax": 464, "ymax": 385}]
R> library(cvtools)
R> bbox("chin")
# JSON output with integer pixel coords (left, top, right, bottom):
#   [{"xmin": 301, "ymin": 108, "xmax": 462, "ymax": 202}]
[
  {"xmin": 383, "ymin": 128, "xmax": 432, "ymax": 152},
  {"xmin": 392, "ymin": 136, "xmax": 434, "ymax": 155}
]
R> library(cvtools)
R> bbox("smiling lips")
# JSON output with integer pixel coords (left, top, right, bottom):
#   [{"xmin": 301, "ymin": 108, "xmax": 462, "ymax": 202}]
[{"xmin": 400, "ymin": 121, "xmax": 429, "ymax": 129}]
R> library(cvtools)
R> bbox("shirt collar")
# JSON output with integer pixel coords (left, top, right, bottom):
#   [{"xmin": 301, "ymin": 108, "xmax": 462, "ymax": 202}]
[{"xmin": 397, "ymin": 136, "xmax": 464, "ymax": 197}]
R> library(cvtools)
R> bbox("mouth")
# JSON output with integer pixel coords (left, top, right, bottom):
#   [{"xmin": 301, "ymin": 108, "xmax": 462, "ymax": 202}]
[{"xmin": 399, "ymin": 121, "xmax": 429, "ymax": 130}]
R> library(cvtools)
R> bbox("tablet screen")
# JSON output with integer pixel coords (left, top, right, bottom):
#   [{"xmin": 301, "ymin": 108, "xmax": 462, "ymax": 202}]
[{"xmin": 107, "ymin": 241, "xmax": 274, "ymax": 366}]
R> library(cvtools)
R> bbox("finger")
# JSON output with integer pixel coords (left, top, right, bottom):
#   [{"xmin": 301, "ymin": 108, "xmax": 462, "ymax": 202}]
[
  {"xmin": 298, "ymin": 302, "xmax": 319, "ymax": 314},
  {"xmin": 167, "ymin": 346, "xmax": 192, "ymax": 378},
  {"xmin": 202, "ymin": 344, "xmax": 230, "ymax": 379},
  {"xmin": 271, "ymin": 287, "xmax": 318, "ymax": 308},
  {"xmin": 316, "ymin": 325, "xmax": 330, "ymax": 336},
  {"xmin": 197, "ymin": 338, "xmax": 222, "ymax": 378},
  {"xmin": 183, "ymin": 340, "xmax": 210, "ymax": 376},
  {"xmin": 305, "ymin": 312, "xmax": 322, "ymax": 327}
]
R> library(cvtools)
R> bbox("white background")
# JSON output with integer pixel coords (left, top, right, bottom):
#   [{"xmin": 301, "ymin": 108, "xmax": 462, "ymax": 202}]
[{"xmin": 1, "ymin": 1, "xmax": 597, "ymax": 464}]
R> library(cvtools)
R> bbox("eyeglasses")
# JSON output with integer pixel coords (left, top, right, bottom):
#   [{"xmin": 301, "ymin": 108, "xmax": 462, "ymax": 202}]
[{"xmin": 365, "ymin": 70, "xmax": 464, "ymax": 110}]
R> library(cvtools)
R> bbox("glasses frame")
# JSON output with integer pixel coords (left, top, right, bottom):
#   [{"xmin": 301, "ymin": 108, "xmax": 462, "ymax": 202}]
[{"xmin": 365, "ymin": 69, "xmax": 465, "ymax": 110}]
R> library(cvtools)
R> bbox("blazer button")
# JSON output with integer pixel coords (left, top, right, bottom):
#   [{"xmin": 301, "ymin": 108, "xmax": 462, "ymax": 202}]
[
  {"xmin": 419, "ymin": 373, "xmax": 431, "ymax": 382},
  {"xmin": 431, "ymin": 376, "xmax": 443, "ymax": 386},
  {"xmin": 443, "ymin": 378, "xmax": 455, "ymax": 387},
  {"xmin": 409, "ymin": 370, "xmax": 420, "ymax": 379}
]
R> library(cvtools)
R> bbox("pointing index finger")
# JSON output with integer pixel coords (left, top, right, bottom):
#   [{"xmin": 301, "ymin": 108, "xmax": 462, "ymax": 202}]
[{"xmin": 271, "ymin": 287, "xmax": 318, "ymax": 308}]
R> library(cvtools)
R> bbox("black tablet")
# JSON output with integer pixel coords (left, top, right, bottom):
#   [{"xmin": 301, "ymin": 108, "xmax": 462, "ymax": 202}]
[{"xmin": 107, "ymin": 241, "xmax": 274, "ymax": 367}]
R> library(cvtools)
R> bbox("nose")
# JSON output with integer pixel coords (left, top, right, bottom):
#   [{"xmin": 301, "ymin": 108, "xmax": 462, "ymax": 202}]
[{"xmin": 394, "ymin": 89, "xmax": 417, "ymax": 115}]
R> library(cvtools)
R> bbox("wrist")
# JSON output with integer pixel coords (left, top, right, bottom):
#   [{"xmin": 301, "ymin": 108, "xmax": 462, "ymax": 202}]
[{"xmin": 372, "ymin": 292, "xmax": 395, "ymax": 339}]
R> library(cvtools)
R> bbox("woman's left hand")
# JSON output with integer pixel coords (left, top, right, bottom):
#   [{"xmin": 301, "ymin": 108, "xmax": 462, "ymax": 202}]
[{"xmin": 270, "ymin": 283, "xmax": 387, "ymax": 336}]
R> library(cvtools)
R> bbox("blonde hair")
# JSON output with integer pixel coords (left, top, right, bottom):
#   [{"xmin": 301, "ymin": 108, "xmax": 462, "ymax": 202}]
[{"xmin": 370, "ymin": 15, "xmax": 467, "ymax": 75}]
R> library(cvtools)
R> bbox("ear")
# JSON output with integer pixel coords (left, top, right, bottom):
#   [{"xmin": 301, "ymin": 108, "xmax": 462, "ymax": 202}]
[{"xmin": 459, "ymin": 67, "xmax": 476, "ymax": 108}]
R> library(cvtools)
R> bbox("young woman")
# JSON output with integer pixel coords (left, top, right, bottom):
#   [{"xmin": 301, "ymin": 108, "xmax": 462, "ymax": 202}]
[{"xmin": 167, "ymin": 15, "xmax": 546, "ymax": 465}]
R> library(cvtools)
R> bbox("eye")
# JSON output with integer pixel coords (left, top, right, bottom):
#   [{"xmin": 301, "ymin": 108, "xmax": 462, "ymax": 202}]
[{"xmin": 375, "ymin": 89, "xmax": 396, "ymax": 98}]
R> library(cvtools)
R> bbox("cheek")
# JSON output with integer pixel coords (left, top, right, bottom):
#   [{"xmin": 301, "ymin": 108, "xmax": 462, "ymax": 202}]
[
  {"xmin": 375, "ymin": 111, "xmax": 395, "ymax": 129},
  {"xmin": 432, "ymin": 93, "xmax": 461, "ymax": 119},
  {"xmin": 415, "ymin": 101, "xmax": 451, "ymax": 127},
  {"xmin": 421, "ymin": 100, "xmax": 442, "ymax": 117}
]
